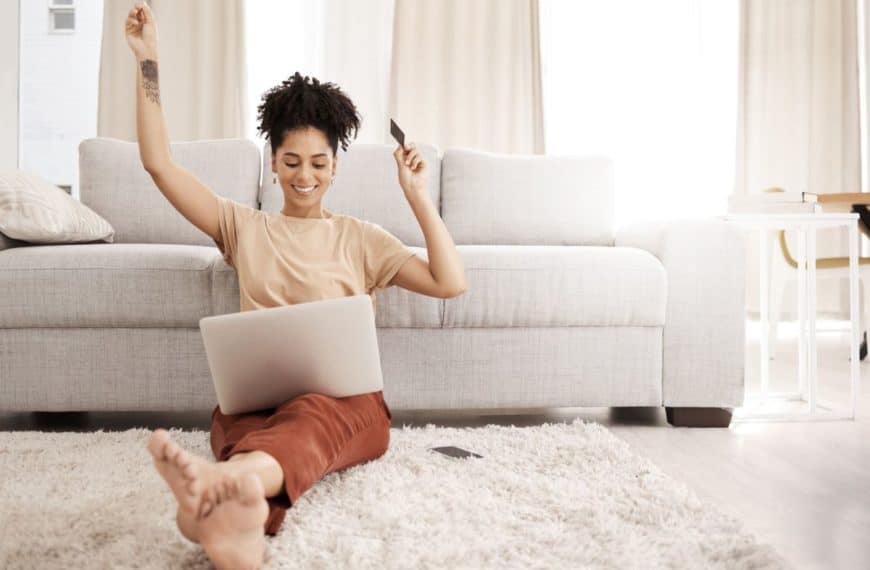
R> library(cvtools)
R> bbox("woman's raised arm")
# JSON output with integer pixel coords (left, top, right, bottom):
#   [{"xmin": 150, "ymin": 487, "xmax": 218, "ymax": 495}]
[
  {"xmin": 124, "ymin": 2, "xmax": 221, "ymax": 243},
  {"xmin": 126, "ymin": 2, "xmax": 169, "ymax": 172}
]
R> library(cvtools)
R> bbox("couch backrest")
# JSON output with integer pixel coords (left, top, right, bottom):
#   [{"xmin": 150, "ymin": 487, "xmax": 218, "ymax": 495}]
[
  {"xmin": 259, "ymin": 142, "xmax": 440, "ymax": 247},
  {"xmin": 440, "ymin": 148, "xmax": 614, "ymax": 245},
  {"xmin": 79, "ymin": 138, "xmax": 260, "ymax": 245}
]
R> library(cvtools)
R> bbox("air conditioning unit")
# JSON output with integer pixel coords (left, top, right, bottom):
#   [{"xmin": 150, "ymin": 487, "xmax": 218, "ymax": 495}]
[{"xmin": 49, "ymin": 0, "xmax": 75, "ymax": 34}]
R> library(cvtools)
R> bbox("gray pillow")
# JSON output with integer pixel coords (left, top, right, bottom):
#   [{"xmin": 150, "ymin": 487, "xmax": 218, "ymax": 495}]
[{"xmin": 0, "ymin": 170, "xmax": 115, "ymax": 244}]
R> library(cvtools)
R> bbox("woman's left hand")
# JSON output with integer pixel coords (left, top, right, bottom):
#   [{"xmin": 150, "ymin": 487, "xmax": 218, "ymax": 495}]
[{"xmin": 393, "ymin": 142, "xmax": 428, "ymax": 197}]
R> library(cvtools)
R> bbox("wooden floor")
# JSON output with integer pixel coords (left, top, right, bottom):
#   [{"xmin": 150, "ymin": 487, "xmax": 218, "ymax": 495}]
[{"xmin": 2, "ymin": 319, "xmax": 867, "ymax": 570}]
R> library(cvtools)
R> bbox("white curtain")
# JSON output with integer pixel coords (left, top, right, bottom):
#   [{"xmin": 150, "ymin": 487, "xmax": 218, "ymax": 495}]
[
  {"xmin": 98, "ymin": 0, "xmax": 248, "ymax": 142},
  {"xmin": 115, "ymin": 0, "xmax": 542, "ymax": 154},
  {"xmin": 738, "ymin": 0, "xmax": 860, "ymax": 201},
  {"xmin": 324, "ymin": 0, "xmax": 397, "ymax": 146},
  {"xmin": 389, "ymin": 0, "xmax": 545, "ymax": 155},
  {"xmin": 738, "ymin": 0, "xmax": 860, "ymax": 317},
  {"xmin": 245, "ymin": 0, "xmax": 396, "ymax": 149}
]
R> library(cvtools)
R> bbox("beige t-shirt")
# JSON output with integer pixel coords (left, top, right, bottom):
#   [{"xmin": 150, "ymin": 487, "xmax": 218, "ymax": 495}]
[{"xmin": 213, "ymin": 196, "xmax": 416, "ymax": 312}]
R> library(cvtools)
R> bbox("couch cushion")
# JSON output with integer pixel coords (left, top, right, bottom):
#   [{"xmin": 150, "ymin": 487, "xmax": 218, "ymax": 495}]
[
  {"xmin": 0, "ymin": 244, "xmax": 234, "ymax": 328},
  {"xmin": 0, "ymin": 170, "xmax": 115, "ymax": 244},
  {"xmin": 443, "ymin": 245, "xmax": 666, "ymax": 328},
  {"xmin": 371, "ymin": 246, "xmax": 442, "ymax": 327},
  {"xmin": 441, "ymin": 149, "xmax": 614, "ymax": 245},
  {"xmin": 79, "ymin": 138, "xmax": 261, "ymax": 246},
  {"xmin": 259, "ymin": 142, "xmax": 440, "ymax": 247},
  {"xmin": 1, "ymin": 230, "xmax": 30, "ymax": 252}
]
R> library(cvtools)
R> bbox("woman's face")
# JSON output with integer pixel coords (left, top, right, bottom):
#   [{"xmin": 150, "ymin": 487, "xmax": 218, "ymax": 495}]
[{"xmin": 271, "ymin": 126, "xmax": 337, "ymax": 213}]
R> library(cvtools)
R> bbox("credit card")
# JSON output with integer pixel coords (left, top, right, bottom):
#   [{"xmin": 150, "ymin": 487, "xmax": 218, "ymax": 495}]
[{"xmin": 390, "ymin": 118, "xmax": 405, "ymax": 147}]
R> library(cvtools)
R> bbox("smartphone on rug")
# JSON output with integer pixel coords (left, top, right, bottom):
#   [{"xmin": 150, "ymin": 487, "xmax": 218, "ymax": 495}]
[{"xmin": 429, "ymin": 446, "xmax": 484, "ymax": 459}]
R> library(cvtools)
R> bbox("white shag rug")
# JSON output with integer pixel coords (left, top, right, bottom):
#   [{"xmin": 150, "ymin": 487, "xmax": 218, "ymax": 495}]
[{"xmin": 0, "ymin": 419, "xmax": 789, "ymax": 569}]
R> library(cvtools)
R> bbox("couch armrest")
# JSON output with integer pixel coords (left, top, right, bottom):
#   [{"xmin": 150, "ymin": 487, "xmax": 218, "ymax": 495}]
[
  {"xmin": 0, "ymin": 232, "xmax": 27, "ymax": 252},
  {"xmin": 615, "ymin": 219, "xmax": 745, "ymax": 407}
]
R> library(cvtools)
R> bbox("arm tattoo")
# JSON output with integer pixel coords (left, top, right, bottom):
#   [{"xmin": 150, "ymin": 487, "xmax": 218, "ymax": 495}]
[{"xmin": 140, "ymin": 59, "xmax": 161, "ymax": 105}]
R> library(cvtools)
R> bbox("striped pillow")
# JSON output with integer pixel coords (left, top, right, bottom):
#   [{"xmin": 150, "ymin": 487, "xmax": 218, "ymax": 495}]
[{"xmin": 0, "ymin": 170, "xmax": 114, "ymax": 244}]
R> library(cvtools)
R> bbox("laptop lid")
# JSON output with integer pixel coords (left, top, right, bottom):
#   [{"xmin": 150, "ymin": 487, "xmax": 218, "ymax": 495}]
[{"xmin": 199, "ymin": 294, "xmax": 383, "ymax": 415}]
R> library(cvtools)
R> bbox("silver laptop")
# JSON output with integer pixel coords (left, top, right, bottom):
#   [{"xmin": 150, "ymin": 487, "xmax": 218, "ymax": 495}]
[{"xmin": 199, "ymin": 294, "xmax": 384, "ymax": 415}]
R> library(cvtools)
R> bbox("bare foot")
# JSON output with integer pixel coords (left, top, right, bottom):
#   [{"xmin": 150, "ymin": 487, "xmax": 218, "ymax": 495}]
[
  {"xmin": 147, "ymin": 428, "xmax": 227, "ymax": 516},
  {"xmin": 198, "ymin": 472, "xmax": 269, "ymax": 570}
]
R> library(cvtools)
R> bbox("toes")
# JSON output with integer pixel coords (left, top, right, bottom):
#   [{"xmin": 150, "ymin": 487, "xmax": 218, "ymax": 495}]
[
  {"xmin": 164, "ymin": 440, "xmax": 180, "ymax": 462},
  {"xmin": 219, "ymin": 478, "xmax": 230, "ymax": 503},
  {"xmin": 147, "ymin": 429, "xmax": 170, "ymax": 460},
  {"xmin": 172, "ymin": 447, "xmax": 192, "ymax": 472},
  {"xmin": 186, "ymin": 463, "xmax": 207, "ymax": 494},
  {"xmin": 195, "ymin": 475, "xmax": 265, "ymax": 522},
  {"xmin": 197, "ymin": 487, "xmax": 216, "ymax": 519},
  {"xmin": 207, "ymin": 484, "xmax": 219, "ymax": 506},
  {"xmin": 182, "ymin": 456, "xmax": 208, "ymax": 490},
  {"xmin": 188, "ymin": 476, "xmax": 205, "ymax": 499},
  {"xmin": 198, "ymin": 498, "xmax": 214, "ymax": 519},
  {"xmin": 147, "ymin": 429, "xmax": 189, "ymax": 467},
  {"xmin": 181, "ymin": 462, "xmax": 197, "ymax": 481},
  {"xmin": 184, "ymin": 477, "xmax": 198, "ymax": 498}
]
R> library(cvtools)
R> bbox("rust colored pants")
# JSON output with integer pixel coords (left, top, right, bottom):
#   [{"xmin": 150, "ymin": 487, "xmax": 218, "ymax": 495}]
[{"xmin": 209, "ymin": 390, "xmax": 392, "ymax": 535}]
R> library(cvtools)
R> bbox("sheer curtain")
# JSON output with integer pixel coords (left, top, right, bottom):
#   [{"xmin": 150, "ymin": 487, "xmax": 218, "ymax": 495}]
[
  {"xmin": 737, "ymin": 0, "xmax": 860, "ymax": 318},
  {"xmin": 246, "ymin": 1, "xmax": 323, "ymax": 150},
  {"xmin": 246, "ymin": 0, "xmax": 396, "ymax": 151},
  {"xmin": 249, "ymin": 0, "xmax": 542, "ymax": 155},
  {"xmin": 539, "ymin": 0, "xmax": 739, "ymax": 229},
  {"xmin": 98, "ymin": 0, "xmax": 247, "ymax": 142},
  {"xmin": 389, "ymin": 0, "xmax": 544, "ymax": 155}
]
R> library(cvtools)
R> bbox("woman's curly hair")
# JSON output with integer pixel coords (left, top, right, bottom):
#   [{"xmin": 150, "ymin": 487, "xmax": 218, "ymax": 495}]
[{"xmin": 256, "ymin": 71, "xmax": 362, "ymax": 157}]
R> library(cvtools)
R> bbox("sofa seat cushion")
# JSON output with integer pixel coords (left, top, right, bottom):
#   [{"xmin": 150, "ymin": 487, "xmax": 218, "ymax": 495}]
[
  {"xmin": 444, "ymin": 245, "xmax": 667, "ymax": 328},
  {"xmin": 0, "ymin": 244, "xmax": 227, "ymax": 328}
]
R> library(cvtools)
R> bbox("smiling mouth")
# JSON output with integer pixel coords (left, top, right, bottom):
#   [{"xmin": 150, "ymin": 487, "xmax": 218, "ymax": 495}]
[{"xmin": 292, "ymin": 185, "xmax": 317, "ymax": 195}]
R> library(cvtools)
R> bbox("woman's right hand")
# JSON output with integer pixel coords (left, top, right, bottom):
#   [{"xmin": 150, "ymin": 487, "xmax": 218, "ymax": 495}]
[{"xmin": 125, "ymin": 2, "xmax": 158, "ymax": 60}]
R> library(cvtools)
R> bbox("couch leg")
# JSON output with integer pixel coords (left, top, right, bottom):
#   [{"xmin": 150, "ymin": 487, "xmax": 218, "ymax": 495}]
[{"xmin": 665, "ymin": 407, "xmax": 732, "ymax": 428}]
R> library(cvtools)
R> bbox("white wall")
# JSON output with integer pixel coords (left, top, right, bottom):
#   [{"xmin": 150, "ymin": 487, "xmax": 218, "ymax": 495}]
[{"xmin": 0, "ymin": 0, "xmax": 19, "ymax": 170}]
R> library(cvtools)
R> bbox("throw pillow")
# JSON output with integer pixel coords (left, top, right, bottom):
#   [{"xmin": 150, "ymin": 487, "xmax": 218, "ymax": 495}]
[{"xmin": 0, "ymin": 170, "xmax": 115, "ymax": 244}]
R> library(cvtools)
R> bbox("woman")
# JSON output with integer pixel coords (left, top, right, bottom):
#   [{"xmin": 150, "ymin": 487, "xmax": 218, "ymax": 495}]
[{"xmin": 125, "ymin": 3, "xmax": 466, "ymax": 569}]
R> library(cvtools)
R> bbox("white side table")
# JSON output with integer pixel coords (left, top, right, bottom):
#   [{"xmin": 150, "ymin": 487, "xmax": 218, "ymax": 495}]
[{"xmin": 724, "ymin": 213, "xmax": 861, "ymax": 421}]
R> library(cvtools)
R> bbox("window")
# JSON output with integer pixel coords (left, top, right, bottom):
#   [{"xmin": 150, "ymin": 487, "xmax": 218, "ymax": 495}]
[
  {"xmin": 539, "ymin": 0, "xmax": 739, "ymax": 227},
  {"xmin": 20, "ymin": 0, "xmax": 103, "ymax": 199},
  {"xmin": 244, "ymin": 1, "xmax": 325, "ymax": 150},
  {"xmin": 50, "ymin": 10, "xmax": 75, "ymax": 33},
  {"xmin": 49, "ymin": 0, "xmax": 76, "ymax": 34}
]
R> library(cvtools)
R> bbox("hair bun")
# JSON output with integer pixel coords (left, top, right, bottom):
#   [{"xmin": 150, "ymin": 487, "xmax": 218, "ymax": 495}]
[{"xmin": 256, "ymin": 72, "xmax": 361, "ymax": 156}]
